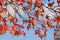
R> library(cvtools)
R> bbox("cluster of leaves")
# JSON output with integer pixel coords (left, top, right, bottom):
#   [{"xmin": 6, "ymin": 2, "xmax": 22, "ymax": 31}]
[
  {"xmin": 0, "ymin": 0, "xmax": 60, "ymax": 39},
  {"xmin": 0, "ymin": 4, "xmax": 26, "ymax": 36}
]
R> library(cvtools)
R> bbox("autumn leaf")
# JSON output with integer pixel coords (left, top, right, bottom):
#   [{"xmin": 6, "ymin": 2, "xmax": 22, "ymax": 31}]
[
  {"xmin": 0, "ymin": 10, "xmax": 3, "ymax": 18},
  {"xmin": 16, "ymin": 0, "xmax": 22, "ymax": 5},
  {"xmin": 42, "ymin": 24, "xmax": 46, "ymax": 30},
  {"xmin": 10, "ymin": 29, "xmax": 15, "ymax": 36},
  {"xmin": 12, "ymin": 25, "xmax": 16, "ymax": 30},
  {"xmin": 0, "ymin": 24, "xmax": 3, "ymax": 32},
  {"xmin": 48, "ymin": 2, "xmax": 55, "ymax": 8},
  {"xmin": 46, "ymin": 20, "xmax": 53, "ymax": 28},
  {"xmin": 55, "ymin": 16, "xmax": 60, "ymax": 28},
  {"xmin": 34, "ymin": 11, "xmax": 39, "ymax": 21},
  {"xmin": 40, "ymin": 14, "xmax": 44, "ymax": 17},
  {"xmin": 0, "ymin": 17, "xmax": 2, "ymax": 21},
  {"xmin": 2, "ymin": 8, "xmax": 7, "ymax": 13},
  {"xmin": 45, "ymin": 14, "xmax": 49, "ymax": 20},
  {"xmin": 36, "ymin": 0, "xmax": 42, "ymax": 3},
  {"xmin": 35, "ymin": 28, "xmax": 40, "ymax": 35},
  {"xmin": 23, "ymin": 20, "xmax": 28, "ymax": 24},
  {"xmin": 29, "ymin": 17, "xmax": 36, "ymax": 28},
  {"xmin": 4, "ymin": 24, "xmax": 10, "ymax": 31},
  {"xmin": 27, "ymin": 24, "xmax": 31, "ymax": 30},
  {"xmin": 11, "ymin": 0, "xmax": 15, "ymax": 2},
  {"xmin": 35, "ymin": 9, "xmax": 43, "ymax": 21},
  {"xmin": 14, "ymin": 24, "xmax": 24, "ymax": 29},
  {"xmin": 14, "ymin": 30, "xmax": 21, "ymax": 36},
  {"xmin": 0, "ymin": 24, "xmax": 6, "ymax": 34},
  {"xmin": 10, "ymin": 18, "xmax": 14, "ymax": 23},
  {"xmin": 38, "ymin": 34, "xmax": 43, "ymax": 39},
  {"xmin": 57, "ymin": 0, "xmax": 60, "ymax": 6},
  {"xmin": 2, "ymin": 28, "xmax": 6, "ymax": 34},
  {"xmin": 14, "ymin": 17, "xmax": 18, "ymax": 23},
  {"xmin": 0, "ymin": 0, "xmax": 4, "ymax": 6},
  {"xmin": 8, "ymin": 12, "xmax": 12, "ymax": 19},
  {"xmin": 34, "ymin": 1, "xmax": 38, "ymax": 9},
  {"xmin": 8, "ymin": 12, "xmax": 18, "ymax": 23},
  {"xmin": 17, "ymin": 24, "xmax": 24, "ymax": 29},
  {"xmin": 38, "ymin": 30, "xmax": 46, "ymax": 39},
  {"xmin": 32, "ymin": 20, "xmax": 36, "ymax": 28},
  {"xmin": 3, "ymin": 18, "xmax": 7, "ymax": 23},
  {"xmin": 56, "ymin": 8, "xmax": 60, "ymax": 13}
]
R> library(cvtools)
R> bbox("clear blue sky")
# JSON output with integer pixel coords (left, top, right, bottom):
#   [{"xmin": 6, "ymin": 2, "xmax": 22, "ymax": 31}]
[{"xmin": 0, "ymin": 0, "xmax": 57, "ymax": 40}]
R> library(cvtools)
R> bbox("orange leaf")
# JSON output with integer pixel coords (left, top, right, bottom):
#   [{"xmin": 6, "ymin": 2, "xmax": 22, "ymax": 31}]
[
  {"xmin": 17, "ymin": 24, "xmax": 24, "ymax": 29},
  {"xmin": 36, "ymin": 0, "xmax": 42, "ymax": 3},
  {"xmin": 27, "ymin": 24, "xmax": 31, "ymax": 30},
  {"xmin": 12, "ymin": 25, "xmax": 16, "ymax": 30},
  {"xmin": 14, "ymin": 30, "xmax": 21, "ymax": 36},
  {"xmin": 5, "ymin": 25, "xmax": 10, "ymax": 31},
  {"xmin": 23, "ymin": 20, "xmax": 28, "ymax": 24},
  {"xmin": 10, "ymin": 29, "xmax": 15, "ymax": 36},
  {"xmin": 55, "ymin": 16, "xmax": 60, "ymax": 28},
  {"xmin": 35, "ymin": 28, "xmax": 40, "ymax": 35},
  {"xmin": 0, "ymin": 24, "xmax": 3, "ymax": 31}
]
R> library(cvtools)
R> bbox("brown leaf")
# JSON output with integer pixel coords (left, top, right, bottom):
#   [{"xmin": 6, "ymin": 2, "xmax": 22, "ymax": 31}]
[
  {"xmin": 48, "ymin": 2, "xmax": 55, "ymax": 8},
  {"xmin": 14, "ymin": 30, "xmax": 21, "ymax": 36},
  {"xmin": 23, "ymin": 20, "xmax": 28, "ymax": 24}
]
